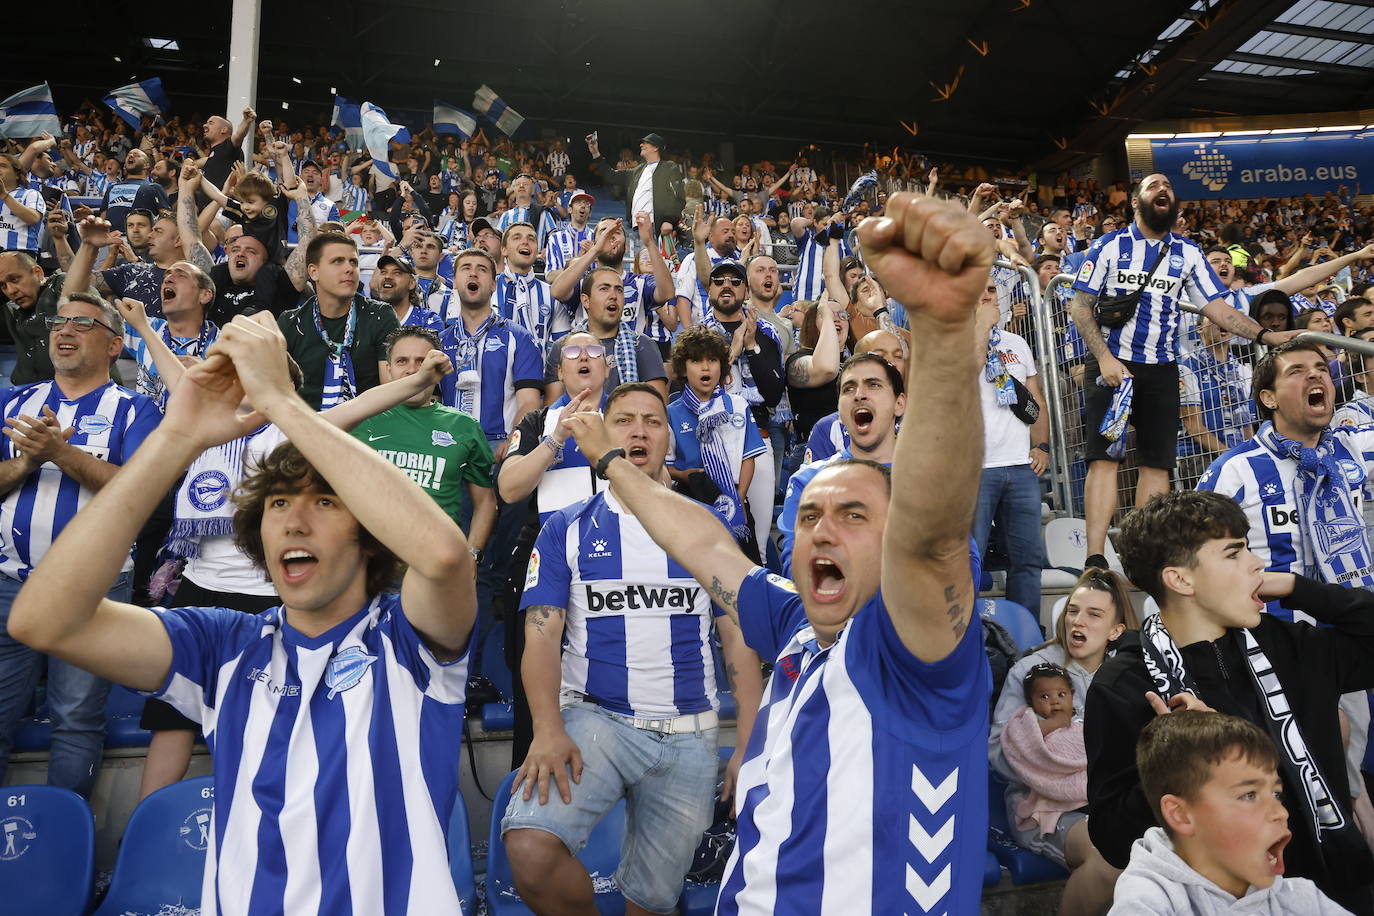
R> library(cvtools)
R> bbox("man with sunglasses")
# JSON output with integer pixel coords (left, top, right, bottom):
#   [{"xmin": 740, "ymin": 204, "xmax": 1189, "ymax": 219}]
[
  {"xmin": 0, "ymin": 292, "xmax": 161, "ymax": 797},
  {"xmin": 702, "ymin": 258, "xmax": 785, "ymax": 559}
]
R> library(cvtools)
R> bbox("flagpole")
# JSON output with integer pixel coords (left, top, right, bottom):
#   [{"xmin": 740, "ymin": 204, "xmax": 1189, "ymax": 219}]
[{"xmin": 227, "ymin": 0, "xmax": 261, "ymax": 163}]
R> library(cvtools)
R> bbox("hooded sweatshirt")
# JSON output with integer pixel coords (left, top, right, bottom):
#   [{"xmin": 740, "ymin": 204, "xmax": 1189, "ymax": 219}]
[{"xmin": 1108, "ymin": 827, "xmax": 1352, "ymax": 915}]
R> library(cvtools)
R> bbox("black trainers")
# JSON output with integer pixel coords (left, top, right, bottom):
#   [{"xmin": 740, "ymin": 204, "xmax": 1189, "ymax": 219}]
[{"xmin": 1084, "ymin": 554, "xmax": 1109, "ymax": 572}]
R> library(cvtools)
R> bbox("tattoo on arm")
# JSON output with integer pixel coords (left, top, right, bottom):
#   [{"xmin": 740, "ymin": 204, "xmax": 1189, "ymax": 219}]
[
  {"xmin": 707, "ymin": 576, "xmax": 739, "ymax": 617},
  {"xmin": 1218, "ymin": 309, "xmax": 1261, "ymax": 340},
  {"xmin": 786, "ymin": 357, "xmax": 811, "ymax": 387},
  {"xmin": 724, "ymin": 661, "xmax": 739, "ymax": 692},
  {"xmin": 1069, "ymin": 290, "xmax": 1109, "ymax": 361},
  {"xmin": 524, "ymin": 604, "xmax": 565, "ymax": 637},
  {"xmin": 944, "ymin": 584, "xmax": 968, "ymax": 640}
]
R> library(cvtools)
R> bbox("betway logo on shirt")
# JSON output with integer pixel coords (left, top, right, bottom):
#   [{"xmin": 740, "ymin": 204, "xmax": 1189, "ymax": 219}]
[
  {"xmin": 585, "ymin": 583, "xmax": 701, "ymax": 613},
  {"xmin": 1111, "ymin": 268, "xmax": 1183, "ymax": 298}
]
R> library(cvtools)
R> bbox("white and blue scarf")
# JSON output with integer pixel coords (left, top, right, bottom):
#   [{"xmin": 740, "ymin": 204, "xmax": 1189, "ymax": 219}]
[
  {"xmin": 313, "ymin": 296, "xmax": 358, "ymax": 408},
  {"xmin": 701, "ymin": 312, "xmax": 780, "ymax": 407},
  {"xmin": 681, "ymin": 386, "xmax": 750, "ymax": 539},
  {"xmin": 166, "ymin": 431, "xmax": 258, "ymax": 558},
  {"xmin": 450, "ymin": 313, "xmax": 500, "ymax": 417},
  {"xmin": 1257, "ymin": 422, "xmax": 1374, "ymax": 585},
  {"xmin": 985, "ymin": 328, "xmax": 1016, "ymax": 408},
  {"xmin": 1098, "ymin": 375, "xmax": 1134, "ymax": 460}
]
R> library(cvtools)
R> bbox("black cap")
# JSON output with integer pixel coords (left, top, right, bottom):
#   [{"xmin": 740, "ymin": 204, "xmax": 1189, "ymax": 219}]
[
  {"xmin": 375, "ymin": 254, "xmax": 416, "ymax": 275},
  {"xmin": 470, "ymin": 216, "xmax": 497, "ymax": 237},
  {"xmin": 640, "ymin": 132, "xmax": 666, "ymax": 151},
  {"xmin": 300, "ymin": 158, "xmax": 324, "ymax": 173},
  {"xmin": 709, "ymin": 259, "xmax": 747, "ymax": 281}
]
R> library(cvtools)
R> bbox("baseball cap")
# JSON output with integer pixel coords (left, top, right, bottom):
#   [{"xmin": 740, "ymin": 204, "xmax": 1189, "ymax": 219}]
[
  {"xmin": 640, "ymin": 132, "xmax": 667, "ymax": 151},
  {"xmin": 470, "ymin": 216, "xmax": 498, "ymax": 237},
  {"xmin": 375, "ymin": 254, "xmax": 416, "ymax": 275},
  {"xmin": 709, "ymin": 259, "xmax": 747, "ymax": 281},
  {"xmin": 300, "ymin": 158, "xmax": 324, "ymax": 173},
  {"xmin": 569, "ymin": 189, "xmax": 595, "ymax": 206}
]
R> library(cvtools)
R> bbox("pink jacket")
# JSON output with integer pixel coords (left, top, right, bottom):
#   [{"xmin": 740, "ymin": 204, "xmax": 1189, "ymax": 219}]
[{"xmin": 1001, "ymin": 705, "xmax": 1088, "ymax": 835}]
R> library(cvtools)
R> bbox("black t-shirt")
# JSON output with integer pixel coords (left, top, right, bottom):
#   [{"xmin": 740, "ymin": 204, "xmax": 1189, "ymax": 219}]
[
  {"xmin": 786, "ymin": 348, "xmax": 839, "ymax": 439},
  {"xmin": 202, "ymin": 138, "xmax": 244, "ymax": 192},
  {"xmin": 209, "ymin": 262, "xmax": 302, "ymax": 325}
]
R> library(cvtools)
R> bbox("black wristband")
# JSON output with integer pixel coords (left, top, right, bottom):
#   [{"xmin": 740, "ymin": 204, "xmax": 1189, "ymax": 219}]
[
  {"xmin": 1256, "ymin": 328, "xmax": 1272, "ymax": 346},
  {"xmin": 594, "ymin": 448, "xmax": 627, "ymax": 480},
  {"xmin": 873, "ymin": 306, "xmax": 890, "ymax": 319}
]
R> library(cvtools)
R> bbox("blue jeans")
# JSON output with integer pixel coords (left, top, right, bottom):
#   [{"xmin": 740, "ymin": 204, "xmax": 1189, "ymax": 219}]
[
  {"xmin": 502, "ymin": 703, "xmax": 719, "ymax": 913},
  {"xmin": 973, "ymin": 465, "xmax": 1043, "ymax": 614},
  {"xmin": 0, "ymin": 571, "xmax": 131, "ymax": 797}
]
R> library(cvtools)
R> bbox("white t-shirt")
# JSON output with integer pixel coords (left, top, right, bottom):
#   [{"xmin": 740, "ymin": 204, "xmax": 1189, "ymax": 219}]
[
  {"xmin": 182, "ymin": 425, "xmax": 287, "ymax": 595},
  {"xmin": 632, "ymin": 161, "xmax": 657, "ymax": 222},
  {"xmin": 979, "ymin": 329, "xmax": 1037, "ymax": 468}
]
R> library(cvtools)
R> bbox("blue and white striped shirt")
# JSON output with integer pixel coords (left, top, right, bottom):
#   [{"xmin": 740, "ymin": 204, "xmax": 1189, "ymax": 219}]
[
  {"xmin": 543, "ymin": 224, "xmax": 595, "ymax": 274},
  {"xmin": 1198, "ymin": 422, "xmax": 1374, "ymax": 621},
  {"xmin": 718, "ymin": 568, "xmax": 990, "ymax": 915},
  {"xmin": 285, "ymin": 193, "xmax": 340, "ymax": 244},
  {"xmin": 0, "ymin": 187, "xmax": 45, "ymax": 253},
  {"xmin": 123, "ymin": 318, "xmax": 220, "ymax": 408},
  {"xmin": 340, "ymin": 184, "xmax": 370, "ymax": 214},
  {"xmin": 792, "ymin": 228, "xmax": 825, "ymax": 302},
  {"xmin": 397, "ymin": 304, "xmax": 444, "ymax": 332},
  {"xmin": 437, "ymin": 313, "xmax": 545, "ymax": 441},
  {"xmin": 495, "ymin": 206, "xmax": 558, "ymax": 250},
  {"xmin": 84, "ymin": 171, "xmax": 113, "ymax": 199},
  {"xmin": 0, "ymin": 381, "xmax": 161, "ymax": 579},
  {"xmin": 1071, "ymin": 225, "xmax": 1228, "ymax": 365},
  {"xmin": 520, "ymin": 490, "xmax": 719, "ymax": 718},
  {"xmin": 151, "ymin": 593, "xmax": 471, "ymax": 916},
  {"xmin": 491, "ymin": 270, "xmax": 562, "ymax": 351}
]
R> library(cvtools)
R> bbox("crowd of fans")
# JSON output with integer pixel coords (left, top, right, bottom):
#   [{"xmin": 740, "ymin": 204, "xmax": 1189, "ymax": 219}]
[{"xmin": 5, "ymin": 94, "xmax": 1374, "ymax": 916}]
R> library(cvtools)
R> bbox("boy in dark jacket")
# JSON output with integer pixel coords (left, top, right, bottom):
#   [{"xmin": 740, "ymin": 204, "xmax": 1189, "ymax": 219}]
[{"xmin": 1086, "ymin": 489, "xmax": 1374, "ymax": 914}]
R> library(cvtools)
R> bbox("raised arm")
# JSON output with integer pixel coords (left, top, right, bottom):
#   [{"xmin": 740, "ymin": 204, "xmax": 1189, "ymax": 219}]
[
  {"xmin": 785, "ymin": 299, "xmax": 841, "ymax": 388},
  {"xmin": 566, "ymin": 411, "xmax": 756, "ymax": 627},
  {"xmin": 2, "ymin": 185, "xmax": 42, "ymax": 227},
  {"xmin": 691, "ymin": 205, "xmax": 712, "ymax": 290},
  {"xmin": 230, "ymin": 107, "xmax": 255, "ymax": 146},
  {"xmin": 1271, "ymin": 242, "xmax": 1374, "ymax": 296},
  {"xmin": 821, "ymin": 235, "xmax": 850, "ymax": 308},
  {"xmin": 211, "ymin": 315, "xmax": 476, "ymax": 657},
  {"xmin": 61, "ymin": 216, "xmax": 114, "ymax": 297},
  {"xmin": 176, "ymin": 162, "xmax": 216, "ymax": 274},
  {"xmin": 763, "ymin": 165, "xmax": 795, "ymax": 200},
  {"xmin": 282, "ymin": 179, "xmax": 318, "ymax": 292},
  {"xmin": 860, "ymin": 193, "xmax": 993, "ymax": 663},
  {"xmin": 115, "ymin": 298, "xmax": 188, "ymax": 390},
  {"xmin": 635, "ymin": 211, "xmax": 675, "ymax": 304},
  {"xmin": 18, "ymin": 132, "xmax": 56, "ymax": 173}
]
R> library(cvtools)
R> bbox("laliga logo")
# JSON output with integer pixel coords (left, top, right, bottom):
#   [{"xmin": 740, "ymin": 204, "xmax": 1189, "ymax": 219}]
[{"xmin": 1181, "ymin": 145, "xmax": 1233, "ymax": 192}]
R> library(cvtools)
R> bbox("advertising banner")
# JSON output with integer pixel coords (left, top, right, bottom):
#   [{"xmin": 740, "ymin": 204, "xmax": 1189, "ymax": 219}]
[{"xmin": 1149, "ymin": 129, "xmax": 1374, "ymax": 199}]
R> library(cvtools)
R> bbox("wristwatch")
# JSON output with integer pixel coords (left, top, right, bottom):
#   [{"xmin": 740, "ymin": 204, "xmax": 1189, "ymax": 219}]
[
  {"xmin": 1034, "ymin": 443, "xmax": 1050, "ymax": 453},
  {"xmin": 594, "ymin": 448, "xmax": 627, "ymax": 479}
]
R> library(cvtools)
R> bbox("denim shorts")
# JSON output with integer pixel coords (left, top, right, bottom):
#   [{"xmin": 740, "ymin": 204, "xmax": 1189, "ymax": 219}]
[{"xmin": 502, "ymin": 702, "xmax": 720, "ymax": 913}]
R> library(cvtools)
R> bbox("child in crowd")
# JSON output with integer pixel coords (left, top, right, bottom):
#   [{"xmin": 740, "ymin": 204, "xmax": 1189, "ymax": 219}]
[
  {"xmin": 1001, "ymin": 663, "xmax": 1089, "ymax": 842},
  {"xmin": 1088, "ymin": 490, "xmax": 1374, "ymax": 913},
  {"xmin": 990, "ymin": 568, "xmax": 1136, "ymax": 915},
  {"xmin": 666, "ymin": 326, "xmax": 765, "ymax": 559},
  {"xmin": 198, "ymin": 170, "xmax": 287, "ymax": 261},
  {"xmin": 1110, "ymin": 710, "xmax": 1351, "ymax": 914}
]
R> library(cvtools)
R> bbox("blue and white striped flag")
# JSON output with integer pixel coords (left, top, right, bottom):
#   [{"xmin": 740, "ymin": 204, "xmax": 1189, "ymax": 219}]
[
  {"xmin": 433, "ymin": 99, "xmax": 476, "ymax": 139},
  {"xmin": 0, "ymin": 83, "xmax": 61, "ymax": 139},
  {"xmin": 102, "ymin": 78, "xmax": 171, "ymax": 129},
  {"xmin": 331, "ymin": 95, "xmax": 363, "ymax": 150},
  {"xmin": 360, "ymin": 102, "xmax": 410, "ymax": 180},
  {"xmin": 472, "ymin": 85, "xmax": 524, "ymax": 137}
]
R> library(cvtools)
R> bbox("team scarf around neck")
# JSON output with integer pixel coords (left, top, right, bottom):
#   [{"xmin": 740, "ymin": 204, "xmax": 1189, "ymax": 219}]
[
  {"xmin": 680, "ymin": 385, "xmax": 750, "ymax": 539},
  {"xmin": 1257, "ymin": 422, "xmax": 1373, "ymax": 584},
  {"xmin": 502, "ymin": 271, "xmax": 550, "ymax": 351},
  {"xmin": 141, "ymin": 320, "xmax": 218, "ymax": 407},
  {"xmin": 166, "ymin": 431, "xmax": 257, "ymax": 558},
  {"xmin": 451, "ymin": 312, "xmax": 500, "ymax": 417},
  {"xmin": 1139, "ymin": 613, "xmax": 1352, "ymax": 852},
  {"xmin": 985, "ymin": 327, "xmax": 1016, "ymax": 409},
  {"xmin": 701, "ymin": 311, "xmax": 775, "ymax": 406},
  {"xmin": 313, "ymin": 296, "xmax": 357, "ymax": 407},
  {"xmin": 1097, "ymin": 375, "xmax": 1134, "ymax": 460},
  {"xmin": 571, "ymin": 309, "xmax": 639, "ymax": 385}
]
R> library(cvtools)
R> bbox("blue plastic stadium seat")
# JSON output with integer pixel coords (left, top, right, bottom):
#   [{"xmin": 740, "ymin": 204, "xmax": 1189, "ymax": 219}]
[
  {"xmin": 12, "ymin": 715, "xmax": 52, "ymax": 751},
  {"xmin": 93, "ymin": 776, "xmax": 214, "ymax": 915},
  {"xmin": 980, "ymin": 598, "xmax": 1046, "ymax": 653},
  {"xmin": 986, "ymin": 772, "xmax": 1069, "ymax": 884},
  {"xmin": 0, "ymin": 785, "xmax": 95, "ymax": 916},
  {"xmin": 486, "ymin": 770, "xmax": 627, "ymax": 915},
  {"xmin": 480, "ymin": 625, "xmax": 514, "ymax": 702},
  {"xmin": 984, "ymin": 849, "xmax": 1004, "ymax": 886},
  {"xmin": 448, "ymin": 789, "xmax": 477, "ymax": 915},
  {"xmin": 104, "ymin": 684, "xmax": 153, "ymax": 748},
  {"xmin": 482, "ymin": 701, "xmax": 516, "ymax": 732}
]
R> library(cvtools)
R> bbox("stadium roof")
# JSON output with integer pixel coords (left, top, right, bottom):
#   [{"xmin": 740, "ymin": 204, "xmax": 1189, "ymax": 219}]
[{"xmin": 12, "ymin": 0, "xmax": 1374, "ymax": 170}]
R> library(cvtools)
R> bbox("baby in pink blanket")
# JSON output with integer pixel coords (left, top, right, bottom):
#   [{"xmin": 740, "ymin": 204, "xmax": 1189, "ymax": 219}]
[{"xmin": 1002, "ymin": 663, "xmax": 1089, "ymax": 836}]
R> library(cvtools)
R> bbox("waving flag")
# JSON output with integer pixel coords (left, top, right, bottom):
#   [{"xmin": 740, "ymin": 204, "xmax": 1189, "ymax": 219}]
[
  {"xmin": 433, "ymin": 99, "xmax": 476, "ymax": 139},
  {"xmin": 472, "ymin": 85, "xmax": 524, "ymax": 137},
  {"xmin": 102, "ymin": 78, "xmax": 171, "ymax": 129},
  {"xmin": 331, "ymin": 95, "xmax": 363, "ymax": 150},
  {"xmin": 840, "ymin": 170, "xmax": 878, "ymax": 211},
  {"xmin": 360, "ymin": 102, "xmax": 410, "ymax": 180},
  {"xmin": 0, "ymin": 83, "xmax": 61, "ymax": 139}
]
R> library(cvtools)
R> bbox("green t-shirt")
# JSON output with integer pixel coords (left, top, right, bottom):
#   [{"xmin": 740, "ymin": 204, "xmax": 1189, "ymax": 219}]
[
  {"xmin": 352, "ymin": 402, "xmax": 494, "ymax": 522},
  {"xmin": 278, "ymin": 296, "xmax": 400, "ymax": 409}
]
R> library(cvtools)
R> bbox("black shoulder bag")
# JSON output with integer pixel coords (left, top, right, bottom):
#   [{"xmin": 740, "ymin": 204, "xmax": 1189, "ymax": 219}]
[{"xmin": 1095, "ymin": 245, "xmax": 1167, "ymax": 329}]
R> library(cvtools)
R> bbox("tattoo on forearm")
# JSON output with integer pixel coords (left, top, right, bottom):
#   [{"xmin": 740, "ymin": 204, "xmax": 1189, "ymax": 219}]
[
  {"xmin": 1069, "ymin": 293, "xmax": 1109, "ymax": 360},
  {"xmin": 707, "ymin": 576, "xmax": 738, "ymax": 613},
  {"xmin": 786, "ymin": 359, "xmax": 811, "ymax": 387},
  {"xmin": 1219, "ymin": 310, "xmax": 1261, "ymax": 340},
  {"xmin": 724, "ymin": 661, "xmax": 739, "ymax": 692},
  {"xmin": 944, "ymin": 584, "xmax": 968, "ymax": 640}
]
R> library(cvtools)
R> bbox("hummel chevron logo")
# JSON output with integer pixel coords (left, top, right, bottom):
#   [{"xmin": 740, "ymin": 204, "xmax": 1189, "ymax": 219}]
[
  {"xmin": 911, "ymin": 764, "xmax": 957, "ymax": 813},
  {"xmin": 908, "ymin": 813, "xmax": 954, "ymax": 862},
  {"xmin": 904, "ymin": 862, "xmax": 950, "ymax": 913}
]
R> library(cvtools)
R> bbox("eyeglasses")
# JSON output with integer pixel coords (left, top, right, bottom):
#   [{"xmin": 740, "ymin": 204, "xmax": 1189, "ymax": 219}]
[
  {"xmin": 562, "ymin": 344, "xmax": 605, "ymax": 360},
  {"xmin": 47, "ymin": 315, "xmax": 118, "ymax": 334},
  {"xmin": 834, "ymin": 310, "xmax": 851, "ymax": 321},
  {"xmin": 710, "ymin": 276, "xmax": 744, "ymax": 287}
]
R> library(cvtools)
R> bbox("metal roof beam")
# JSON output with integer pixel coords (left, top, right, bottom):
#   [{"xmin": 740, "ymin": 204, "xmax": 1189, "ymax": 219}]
[
  {"xmin": 1266, "ymin": 21, "xmax": 1374, "ymax": 44},
  {"xmin": 1225, "ymin": 51, "xmax": 1374, "ymax": 77}
]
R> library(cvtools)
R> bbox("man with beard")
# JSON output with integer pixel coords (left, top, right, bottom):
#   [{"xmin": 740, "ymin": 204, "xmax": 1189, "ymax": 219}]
[
  {"xmin": 543, "ymin": 190, "xmax": 596, "ymax": 280},
  {"xmin": 677, "ymin": 210, "xmax": 737, "ymax": 322},
  {"xmin": 1070, "ymin": 174, "xmax": 1296, "ymax": 570},
  {"xmin": 98, "ymin": 149, "xmax": 170, "ymax": 235},
  {"xmin": 700, "ymin": 259, "xmax": 785, "ymax": 560},
  {"xmin": 59, "ymin": 213, "xmax": 184, "ymax": 317},
  {"xmin": 547, "ymin": 213, "xmax": 676, "ymax": 347},
  {"xmin": 0, "ymin": 251, "xmax": 64, "ymax": 383},
  {"xmin": 369, "ymin": 254, "xmax": 443, "ymax": 331}
]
